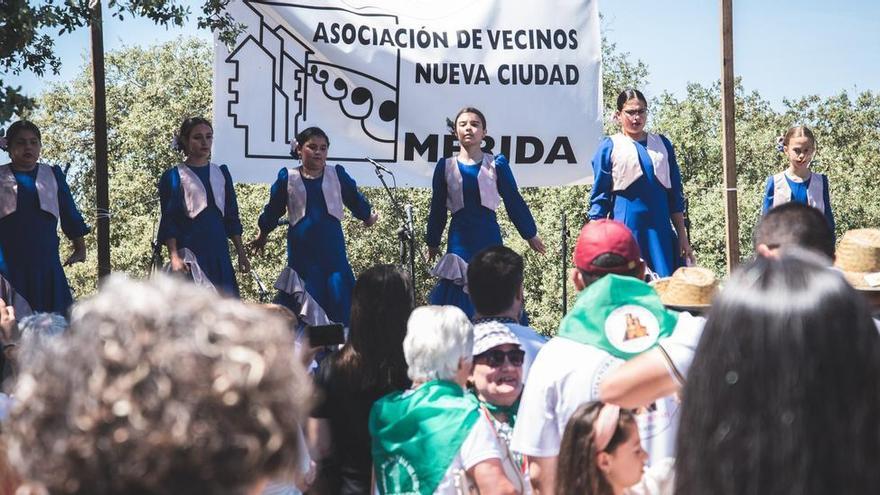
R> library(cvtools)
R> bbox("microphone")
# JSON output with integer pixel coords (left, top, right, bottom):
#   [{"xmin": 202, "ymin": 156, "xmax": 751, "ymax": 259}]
[
  {"xmin": 365, "ymin": 157, "xmax": 393, "ymax": 174},
  {"xmin": 250, "ymin": 269, "xmax": 269, "ymax": 301}
]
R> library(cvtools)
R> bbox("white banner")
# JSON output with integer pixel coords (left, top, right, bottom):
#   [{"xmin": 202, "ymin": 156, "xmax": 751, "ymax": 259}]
[{"xmin": 212, "ymin": 0, "xmax": 602, "ymax": 187}]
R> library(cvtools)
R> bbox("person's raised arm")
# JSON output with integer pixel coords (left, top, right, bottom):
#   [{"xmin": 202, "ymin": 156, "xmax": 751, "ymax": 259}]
[
  {"xmin": 602, "ymin": 312, "xmax": 704, "ymax": 408},
  {"xmin": 55, "ymin": 165, "xmax": 89, "ymax": 266},
  {"xmin": 599, "ymin": 348, "xmax": 680, "ymax": 409},
  {"xmin": 249, "ymin": 168, "xmax": 289, "ymax": 255},
  {"xmin": 663, "ymin": 136, "xmax": 694, "ymax": 265},
  {"xmin": 337, "ymin": 165, "xmax": 378, "ymax": 227},
  {"xmin": 495, "ymin": 156, "xmax": 543, "ymax": 254},
  {"xmin": 219, "ymin": 165, "xmax": 250, "ymax": 272},
  {"xmin": 588, "ymin": 138, "xmax": 615, "ymax": 220},
  {"xmin": 157, "ymin": 169, "xmax": 186, "ymax": 272},
  {"xmin": 426, "ymin": 159, "xmax": 449, "ymax": 262}
]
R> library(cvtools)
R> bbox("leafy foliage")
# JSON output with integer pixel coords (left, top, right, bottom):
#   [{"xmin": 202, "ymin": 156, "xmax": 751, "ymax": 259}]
[
  {"xmin": 0, "ymin": 0, "xmax": 241, "ymax": 122},
  {"xmin": 28, "ymin": 37, "xmax": 880, "ymax": 336}
]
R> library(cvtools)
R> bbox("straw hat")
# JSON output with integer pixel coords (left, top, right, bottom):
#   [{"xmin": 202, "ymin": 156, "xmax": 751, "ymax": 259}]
[
  {"xmin": 835, "ymin": 229, "xmax": 880, "ymax": 291},
  {"xmin": 650, "ymin": 267, "xmax": 719, "ymax": 311}
]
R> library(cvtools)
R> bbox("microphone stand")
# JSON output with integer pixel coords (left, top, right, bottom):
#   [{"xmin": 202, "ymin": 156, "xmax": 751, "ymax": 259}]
[
  {"xmin": 561, "ymin": 212, "xmax": 569, "ymax": 316},
  {"xmin": 149, "ymin": 203, "xmax": 163, "ymax": 276},
  {"xmin": 370, "ymin": 160, "xmax": 417, "ymax": 303},
  {"xmin": 150, "ymin": 230, "xmax": 163, "ymax": 275}
]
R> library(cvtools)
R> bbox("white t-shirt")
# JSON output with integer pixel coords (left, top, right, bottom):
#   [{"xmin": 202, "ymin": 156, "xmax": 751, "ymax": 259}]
[
  {"xmin": 510, "ymin": 337, "xmax": 680, "ymax": 465},
  {"xmin": 502, "ymin": 322, "xmax": 546, "ymax": 380},
  {"xmin": 657, "ymin": 312, "xmax": 706, "ymax": 384},
  {"xmin": 434, "ymin": 414, "xmax": 517, "ymax": 494},
  {"xmin": 625, "ymin": 457, "xmax": 676, "ymax": 495}
]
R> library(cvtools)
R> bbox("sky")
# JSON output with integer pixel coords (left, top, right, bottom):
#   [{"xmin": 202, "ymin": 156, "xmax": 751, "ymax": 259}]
[
  {"xmin": 7, "ymin": 0, "xmax": 880, "ymax": 110},
  {"xmin": 601, "ymin": 0, "xmax": 880, "ymax": 106}
]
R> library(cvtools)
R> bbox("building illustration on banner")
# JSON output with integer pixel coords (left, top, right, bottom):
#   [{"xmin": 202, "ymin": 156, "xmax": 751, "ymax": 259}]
[{"xmin": 224, "ymin": 1, "xmax": 400, "ymax": 162}]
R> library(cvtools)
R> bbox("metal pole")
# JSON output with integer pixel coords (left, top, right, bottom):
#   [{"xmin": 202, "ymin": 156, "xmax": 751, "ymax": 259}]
[
  {"xmin": 720, "ymin": 0, "xmax": 740, "ymax": 273},
  {"xmin": 90, "ymin": 0, "xmax": 111, "ymax": 279},
  {"xmin": 406, "ymin": 204, "xmax": 416, "ymax": 304},
  {"xmin": 561, "ymin": 213, "xmax": 568, "ymax": 316}
]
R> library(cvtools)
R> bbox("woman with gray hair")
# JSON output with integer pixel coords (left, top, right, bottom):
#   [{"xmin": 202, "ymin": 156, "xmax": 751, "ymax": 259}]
[
  {"xmin": 369, "ymin": 305, "xmax": 519, "ymax": 494},
  {"xmin": 15, "ymin": 312, "xmax": 67, "ymax": 373},
  {"xmin": 6, "ymin": 274, "xmax": 312, "ymax": 495}
]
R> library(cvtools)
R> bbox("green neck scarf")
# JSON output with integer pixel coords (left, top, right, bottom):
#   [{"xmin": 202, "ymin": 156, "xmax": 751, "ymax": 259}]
[
  {"xmin": 557, "ymin": 274, "xmax": 679, "ymax": 360},
  {"xmin": 476, "ymin": 392, "xmax": 520, "ymax": 427},
  {"xmin": 369, "ymin": 380, "xmax": 480, "ymax": 495}
]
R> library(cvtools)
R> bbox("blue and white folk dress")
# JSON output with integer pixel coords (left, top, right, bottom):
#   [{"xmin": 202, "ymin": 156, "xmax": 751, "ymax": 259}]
[
  {"xmin": 588, "ymin": 134, "xmax": 686, "ymax": 277},
  {"xmin": 425, "ymin": 154, "xmax": 537, "ymax": 319},
  {"xmin": 0, "ymin": 163, "xmax": 90, "ymax": 314},
  {"xmin": 257, "ymin": 165, "xmax": 372, "ymax": 326},
  {"xmin": 158, "ymin": 163, "xmax": 244, "ymax": 297}
]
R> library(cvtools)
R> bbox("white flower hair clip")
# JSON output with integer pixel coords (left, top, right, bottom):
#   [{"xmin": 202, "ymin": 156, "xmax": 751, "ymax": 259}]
[
  {"xmin": 775, "ymin": 135, "xmax": 785, "ymax": 153},
  {"xmin": 289, "ymin": 139, "xmax": 299, "ymax": 158}
]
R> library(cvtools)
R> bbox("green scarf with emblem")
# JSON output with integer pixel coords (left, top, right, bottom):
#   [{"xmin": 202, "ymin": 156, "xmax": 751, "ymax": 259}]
[
  {"xmin": 557, "ymin": 274, "xmax": 679, "ymax": 360},
  {"xmin": 369, "ymin": 380, "xmax": 481, "ymax": 495}
]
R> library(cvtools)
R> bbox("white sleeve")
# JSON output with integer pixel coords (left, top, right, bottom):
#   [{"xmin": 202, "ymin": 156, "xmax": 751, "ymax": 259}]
[
  {"xmin": 657, "ymin": 312, "xmax": 705, "ymax": 384},
  {"xmin": 459, "ymin": 414, "xmax": 504, "ymax": 470},
  {"xmin": 510, "ymin": 372, "xmax": 561, "ymax": 458},
  {"xmin": 625, "ymin": 457, "xmax": 676, "ymax": 495}
]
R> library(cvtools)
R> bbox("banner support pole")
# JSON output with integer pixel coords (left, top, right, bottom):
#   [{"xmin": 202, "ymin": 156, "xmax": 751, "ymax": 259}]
[{"xmin": 720, "ymin": 0, "xmax": 740, "ymax": 273}]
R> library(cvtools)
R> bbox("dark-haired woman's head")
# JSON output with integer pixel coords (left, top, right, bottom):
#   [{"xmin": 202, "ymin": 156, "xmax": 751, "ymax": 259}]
[
  {"xmin": 291, "ymin": 127, "xmax": 330, "ymax": 171},
  {"xmin": 556, "ymin": 402, "xmax": 643, "ymax": 495},
  {"xmin": 449, "ymin": 107, "xmax": 487, "ymax": 152},
  {"xmin": 340, "ymin": 265, "xmax": 413, "ymax": 391},
  {"xmin": 615, "ymin": 89, "xmax": 647, "ymax": 111},
  {"xmin": 176, "ymin": 117, "xmax": 213, "ymax": 160},
  {"xmin": 4, "ymin": 120, "xmax": 42, "ymax": 168},
  {"xmin": 614, "ymin": 89, "xmax": 648, "ymax": 139},
  {"xmin": 675, "ymin": 249, "xmax": 880, "ymax": 494}
]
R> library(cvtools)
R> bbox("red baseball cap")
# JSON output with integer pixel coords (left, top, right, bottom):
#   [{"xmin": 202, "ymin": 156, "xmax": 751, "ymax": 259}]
[{"xmin": 573, "ymin": 219, "xmax": 641, "ymax": 273}]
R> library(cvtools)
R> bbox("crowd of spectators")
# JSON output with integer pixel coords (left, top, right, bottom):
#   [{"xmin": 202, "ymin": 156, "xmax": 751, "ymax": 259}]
[{"xmin": 0, "ymin": 201, "xmax": 878, "ymax": 494}]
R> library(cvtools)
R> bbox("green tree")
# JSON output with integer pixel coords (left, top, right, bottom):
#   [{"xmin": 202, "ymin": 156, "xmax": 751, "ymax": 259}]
[
  {"xmin": 33, "ymin": 38, "xmax": 214, "ymax": 294},
  {"xmin": 30, "ymin": 35, "xmax": 651, "ymax": 334},
  {"xmin": 651, "ymin": 83, "xmax": 880, "ymax": 275},
  {"xmin": 32, "ymin": 36, "xmax": 880, "ymax": 336},
  {"xmin": 0, "ymin": 0, "xmax": 241, "ymax": 123}
]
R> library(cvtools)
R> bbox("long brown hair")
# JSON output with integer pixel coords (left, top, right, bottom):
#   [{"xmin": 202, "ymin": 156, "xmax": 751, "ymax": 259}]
[
  {"xmin": 334, "ymin": 265, "xmax": 412, "ymax": 393},
  {"xmin": 555, "ymin": 401, "xmax": 637, "ymax": 495}
]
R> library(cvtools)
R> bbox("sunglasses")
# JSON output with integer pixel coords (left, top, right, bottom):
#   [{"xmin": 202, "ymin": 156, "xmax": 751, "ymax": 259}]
[{"xmin": 475, "ymin": 348, "xmax": 525, "ymax": 368}]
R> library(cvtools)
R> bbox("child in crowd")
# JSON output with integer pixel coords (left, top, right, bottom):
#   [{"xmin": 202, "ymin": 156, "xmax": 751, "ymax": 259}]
[
  {"xmin": 762, "ymin": 125, "xmax": 835, "ymax": 233},
  {"xmin": 555, "ymin": 402, "xmax": 674, "ymax": 495}
]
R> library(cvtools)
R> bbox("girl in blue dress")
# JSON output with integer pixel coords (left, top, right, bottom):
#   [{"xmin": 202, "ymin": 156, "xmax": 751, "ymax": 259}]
[
  {"xmin": 761, "ymin": 125, "xmax": 834, "ymax": 233},
  {"xmin": 426, "ymin": 107, "xmax": 545, "ymax": 318},
  {"xmin": 250, "ymin": 127, "xmax": 378, "ymax": 326},
  {"xmin": 588, "ymin": 89, "xmax": 694, "ymax": 277},
  {"xmin": 0, "ymin": 120, "xmax": 90, "ymax": 314},
  {"xmin": 157, "ymin": 117, "xmax": 249, "ymax": 297}
]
